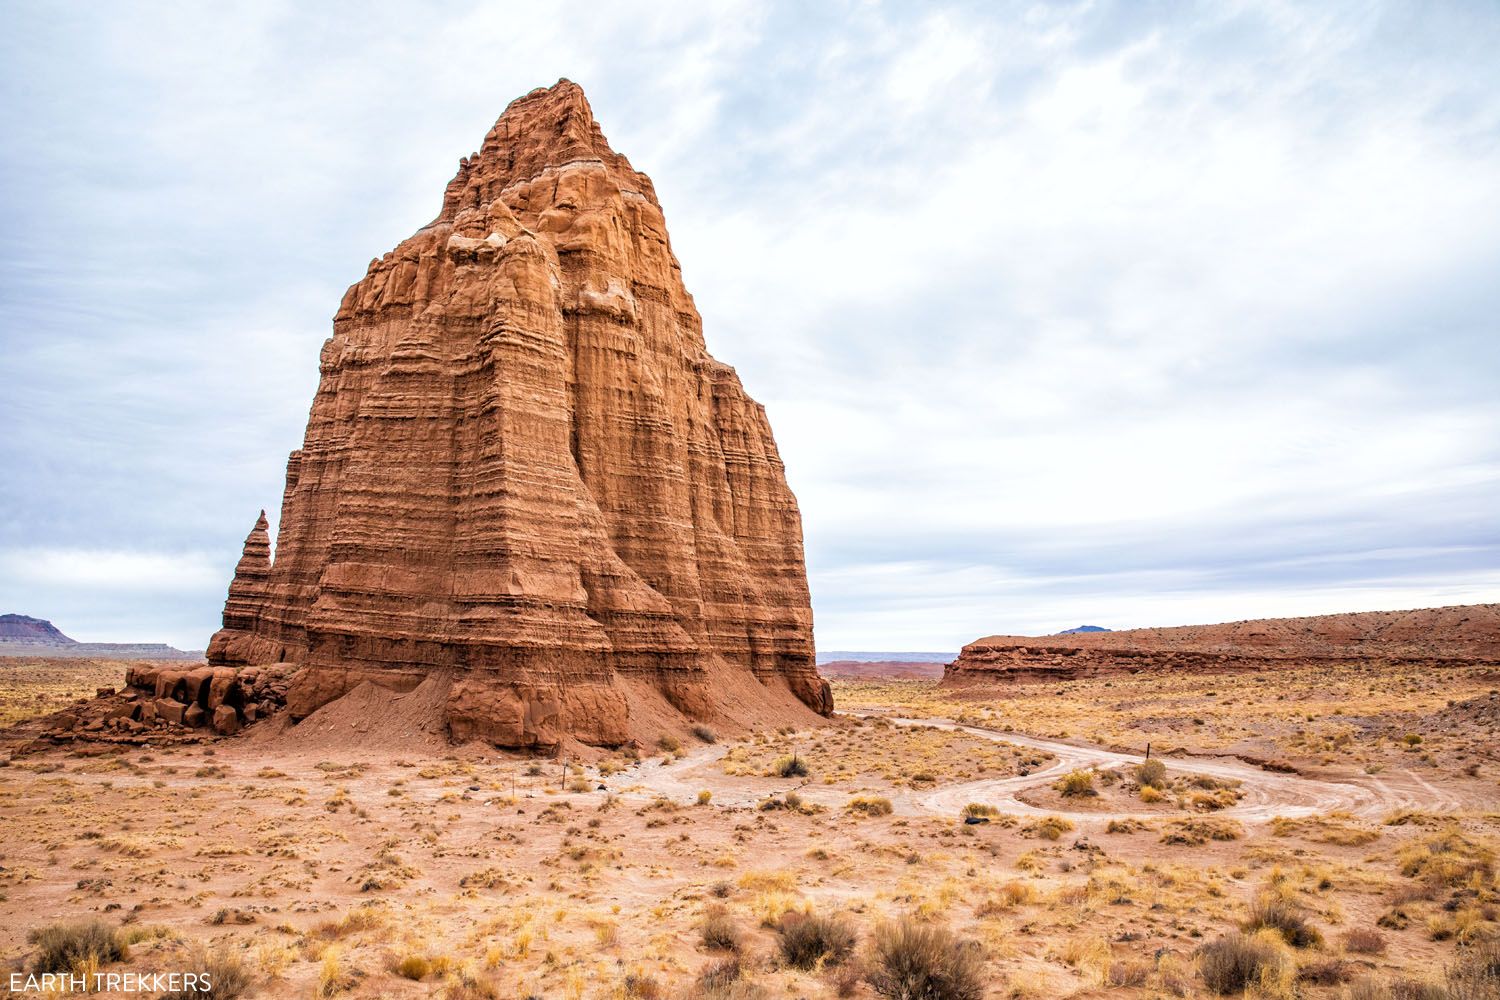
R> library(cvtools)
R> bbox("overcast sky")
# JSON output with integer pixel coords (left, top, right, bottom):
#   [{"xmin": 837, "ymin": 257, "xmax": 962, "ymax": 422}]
[{"xmin": 2, "ymin": 1, "xmax": 1498, "ymax": 650}]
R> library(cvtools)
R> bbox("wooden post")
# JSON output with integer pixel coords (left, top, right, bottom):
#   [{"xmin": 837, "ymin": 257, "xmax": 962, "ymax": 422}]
[{"xmin": 1146, "ymin": 742, "xmax": 1151, "ymax": 760}]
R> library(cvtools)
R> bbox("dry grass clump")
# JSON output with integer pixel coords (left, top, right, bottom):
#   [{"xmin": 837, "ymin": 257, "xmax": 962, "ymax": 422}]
[
  {"xmin": 866, "ymin": 915, "xmax": 985, "ymax": 1000},
  {"xmin": 159, "ymin": 945, "xmax": 254, "ymax": 999},
  {"xmin": 395, "ymin": 954, "xmax": 440, "ymax": 980},
  {"xmin": 960, "ymin": 803, "xmax": 998, "ymax": 820},
  {"xmin": 693, "ymin": 725, "xmax": 718, "ymax": 744},
  {"xmin": 975, "ymin": 879, "xmax": 1039, "ymax": 916},
  {"xmin": 1160, "ymin": 817, "xmax": 1242, "ymax": 845},
  {"xmin": 1021, "ymin": 815, "xmax": 1074, "ymax": 840},
  {"xmin": 623, "ymin": 972, "xmax": 663, "ymax": 998},
  {"xmin": 847, "ymin": 796, "xmax": 893, "ymax": 817},
  {"xmin": 1342, "ymin": 928, "xmax": 1387, "ymax": 954},
  {"xmin": 1056, "ymin": 769, "xmax": 1097, "ymax": 797},
  {"xmin": 1244, "ymin": 889, "xmax": 1323, "ymax": 948},
  {"xmin": 657, "ymin": 734, "xmax": 682, "ymax": 753},
  {"xmin": 27, "ymin": 920, "xmax": 126, "ymax": 974},
  {"xmin": 1196, "ymin": 931, "xmax": 1290, "ymax": 994},
  {"xmin": 775, "ymin": 910, "xmax": 857, "ymax": 969},
  {"xmin": 1269, "ymin": 812, "xmax": 1380, "ymax": 846},
  {"xmin": 1105, "ymin": 818, "xmax": 1147, "ymax": 834},
  {"xmin": 442, "ymin": 969, "xmax": 500, "ymax": 1000},
  {"xmin": 1397, "ymin": 826, "xmax": 1494, "ymax": 890},
  {"xmin": 771, "ymin": 753, "xmax": 809, "ymax": 778},
  {"xmin": 700, "ymin": 906, "xmax": 743, "ymax": 952},
  {"xmin": 696, "ymin": 956, "xmax": 765, "ymax": 999}
]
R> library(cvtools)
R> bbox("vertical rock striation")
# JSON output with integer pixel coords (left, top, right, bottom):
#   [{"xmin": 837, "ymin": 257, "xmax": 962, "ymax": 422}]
[{"xmin": 208, "ymin": 80, "xmax": 831, "ymax": 748}]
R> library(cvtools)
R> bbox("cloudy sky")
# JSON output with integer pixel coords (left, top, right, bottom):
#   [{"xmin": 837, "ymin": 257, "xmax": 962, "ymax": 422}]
[{"xmin": 2, "ymin": 1, "xmax": 1498, "ymax": 651}]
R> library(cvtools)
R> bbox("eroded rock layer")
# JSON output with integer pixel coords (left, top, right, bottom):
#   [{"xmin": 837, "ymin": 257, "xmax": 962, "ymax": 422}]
[
  {"xmin": 945, "ymin": 604, "xmax": 1500, "ymax": 683},
  {"xmin": 208, "ymin": 80, "xmax": 830, "ymax": 748}
]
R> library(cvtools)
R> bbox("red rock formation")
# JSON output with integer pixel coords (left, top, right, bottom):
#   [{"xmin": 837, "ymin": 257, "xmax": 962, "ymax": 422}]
[
  {"xmin": 945, "ymin": 604, "xmax": 1500, "ymax": 683},
  {"xmin": 217, "ymin": 511, "xmax": 271, "ymax": 644},
  {"xmin": 208, "ymin": 80, "xmax": 830, "ymax": 748}
]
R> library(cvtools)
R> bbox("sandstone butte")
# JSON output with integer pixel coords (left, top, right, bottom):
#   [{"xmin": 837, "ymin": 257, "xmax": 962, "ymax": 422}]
[
  {"xmin": 944, "ymin": 603, "xmax": 1500, "ymax": 683},
  {"xmin": 205, "ymin": 79, "xmax": 832, "ymax": 750}
]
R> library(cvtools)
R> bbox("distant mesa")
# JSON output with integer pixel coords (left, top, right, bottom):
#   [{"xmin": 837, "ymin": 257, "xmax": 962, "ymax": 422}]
[
  {"xmin": 818, "ymin": 660, "xmax": 945, "ymax": 680},
  {"xmin": 202, "ymin": 79, "xmax": 830, "ymax": 751},
  {"xmin": 0, "ymin": 613, "xmax": 71, "ymax": 643},
  {"xmin": 1056, "ymin": 625, "xmax": 1111, "ymax": 634},
  {"xmin": 814, "ymin": 651, "xmax": 950, "ymax": 680},
  {"xmin": 816, "ymin": 651, "xmax": 955, "ymax": 664},
  {"xmin": 946, "ymin": 604, "xmax": 1500, "ymax": 683},
  {"xmin": 0, "ymin": 613, "xmax": 203, "ymax": 661}
]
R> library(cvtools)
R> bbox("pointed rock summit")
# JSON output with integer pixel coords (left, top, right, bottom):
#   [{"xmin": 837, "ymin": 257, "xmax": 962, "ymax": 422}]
[
  {"xmin": 208, "ymin": 80, "xmax": 831, "ymax": 748},
  {"xmin": 220, "ymin": 511, "xmax": 271, "ymax": 635}
]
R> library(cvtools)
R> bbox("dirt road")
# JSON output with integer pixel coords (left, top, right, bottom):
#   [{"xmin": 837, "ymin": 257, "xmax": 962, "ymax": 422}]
[{"xmin": 616, "ymin": 714, "xmax": 1467, "ymax": 826}]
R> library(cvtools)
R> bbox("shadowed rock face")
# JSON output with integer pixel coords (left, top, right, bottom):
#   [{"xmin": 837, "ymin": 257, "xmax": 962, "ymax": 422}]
[
  {"xmin": 208, "ymin": 80, "xmax": 830, "ymax": 748},
  {"xmin": 946, "ymin": 603, "xmax": 1500, "ymax": 683}
]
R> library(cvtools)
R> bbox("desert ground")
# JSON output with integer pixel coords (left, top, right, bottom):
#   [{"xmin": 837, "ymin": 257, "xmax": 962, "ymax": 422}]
[{"xmin": 1, "ymin": 657, "xmax": 1497, "ymax": 998}]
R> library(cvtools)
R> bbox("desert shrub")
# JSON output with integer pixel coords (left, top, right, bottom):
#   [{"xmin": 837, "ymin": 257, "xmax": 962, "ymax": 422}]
[
  {"xmin": 847, "ymin": 796, "xmax": 893, "ymax": 816},
  {"xmin": 1391, "ymin": 981, "xmax": 1454, "ymax": 1000},
  {"xmin": 1297, "ymin": 958, "xmax": 1352, "ymax": 985},
  {"xmin": 830, "ymin": 960, "xmax": 865, "ymax": 998},
  {"xmin": 693, "ymin": 725, "xmax": 718, "ymax": 744},
  {"xmin": 396, "ymin": 955, "xmax": 431, "ymax": 980},
  {"xmin": 1446, "ymin": 940, "xmax": 1500, "ymax": 1000},
  {"xmin": 623, "ymin": 972, "xmax": 663, "ymax": 999},
  {"xmin": 697, "ymin": 789, "xmax": 713, "ymax": 806},
  {"xmin": 160, "ymin": 945, "xmax": 254, "ymax": 999},
  {"xmin": 1342, "ymin": 928, "xmax": 1387, "ymax": 954},
  {"xmin": 1056, "ymin": 769, "xmax": 1097, "ymax": 797},
  {"xmin": 775, "ymin": 911, "xmax": 856, "ymax": 969},
  {"xmin": 1245, "ymin": 892, "xmax": 1323, "ymax": 948},
  {"xmin": 1134, "ymin": 758, "xmax": 1167, "ymax": 788},
  {"xmin": 772, "ymin": 753, "xmax": 808, "ymax": 777},
  {"xmin": 657, "ymin": 734, "xmax": 682, "ymax": 753},
  {"xmin": 1108, "ymin": 959, "xmax": 1151, "ymax": 987},
  {"xmin": 1197, "ymin": 932, "xmax": 1288, "ymax": 994},
  {"xmin": 960, "ymin": 803, "xmax": 998, "ymax": 820},
  {"xmin": 866, "ymin": 916, "xmax": 985, "ymax": 1000},
  {"xmin": 697, "ymin": 956, "xmax": 766, "ymax": 999},
  {"xmin": 27, "ymin": 920, "xmax": 125, "ymax": 974},
  {"xmin": 1139, "ymin": 785, "xmax": 1167, "ymax": 803},
  {"xmin": 700, "ymin": 907, "xmax": 743, "ymax": 952}
]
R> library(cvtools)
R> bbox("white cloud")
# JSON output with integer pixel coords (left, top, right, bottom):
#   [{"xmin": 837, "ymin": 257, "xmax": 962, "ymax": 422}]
[
  {"xmin": 2, "ymin": 1, "xmax": 1497, "ymax": 649},
  {"xmin": 0, "ymin": 549, "xmax": 223, "ymax": 593}
]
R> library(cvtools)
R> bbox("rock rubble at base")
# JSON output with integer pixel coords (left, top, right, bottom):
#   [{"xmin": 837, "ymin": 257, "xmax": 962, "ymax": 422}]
[{"xmin": 38, "ymin": 663, "xmax": 294, "ymax": 745}]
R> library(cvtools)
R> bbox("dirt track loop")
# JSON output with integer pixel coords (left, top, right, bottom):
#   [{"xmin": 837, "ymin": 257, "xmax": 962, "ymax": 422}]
[{"xmin": 619, "ymin": 715, "xmax": 1464, "ymax": 827}]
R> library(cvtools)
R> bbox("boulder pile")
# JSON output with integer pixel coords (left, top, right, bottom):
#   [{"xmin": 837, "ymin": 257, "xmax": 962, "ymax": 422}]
[{"xmin": 42, "ymin": 663, "xmax": 294, "ymax": 742}]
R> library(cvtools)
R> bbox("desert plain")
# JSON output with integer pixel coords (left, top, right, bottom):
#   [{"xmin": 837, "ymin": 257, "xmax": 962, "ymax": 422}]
[{"xmin": 1, "ymin": 654, "xmax": 1496, "ymax": 999}]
